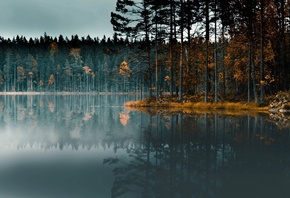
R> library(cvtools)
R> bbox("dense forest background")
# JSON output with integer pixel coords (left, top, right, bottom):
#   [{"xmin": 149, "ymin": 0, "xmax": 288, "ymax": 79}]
[{"xmin": 0, "ymin": 0, "xmax": 290, "ymax": 103}]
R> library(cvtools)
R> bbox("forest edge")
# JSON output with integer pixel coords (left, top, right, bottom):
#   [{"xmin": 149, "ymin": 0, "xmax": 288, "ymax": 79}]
[{"xmin": 125, "ymin": 91, "xmax": 290, "ymax": 114}]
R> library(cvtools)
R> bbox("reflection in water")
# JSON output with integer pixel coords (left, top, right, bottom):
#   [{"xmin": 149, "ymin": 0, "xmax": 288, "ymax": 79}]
[
  {"xmin": 0, "ymin": 94, "xmax": 142, "ymax": 198},
  {"xmin": 0, "ymin": 95, "xmax": 290, "ymax": 198},
  {"xmin": 119, "ymin": 111, "xmax": 130, "ymax": 126},
  {"xmin": 105, "ymin": 111, "xmax": 290, "ymax": 198},
  {"xmin": 0, "ymin": 94, "xmax": 139, "ymax": 150}
]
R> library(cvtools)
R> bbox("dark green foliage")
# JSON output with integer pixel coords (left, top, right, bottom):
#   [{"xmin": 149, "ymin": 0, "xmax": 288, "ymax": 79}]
[
  {"xmin": 0, "ymin": 0, "xmax": 290, "ymax": 99},
  {"xmin": 0, "ymin": 34, "xmax": 148, "ymax": 93}
]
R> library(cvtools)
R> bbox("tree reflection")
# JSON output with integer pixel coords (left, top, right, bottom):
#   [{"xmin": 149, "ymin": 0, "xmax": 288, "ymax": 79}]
[
  {"xmin": 0, "ymin": 94, "xmax": 139, "ymax": 150},
  {"xmin": 105, "ymin": 111, "xmax": 290, "ymax": 198},
  {"xmin": 1, "ymin": 95, "xmax": 290, "ymax": 197}
]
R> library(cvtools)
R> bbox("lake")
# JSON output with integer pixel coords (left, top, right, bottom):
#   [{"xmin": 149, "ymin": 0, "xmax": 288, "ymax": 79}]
[{"xmin": 0, "ymin": 94, "xmax": 289, "ymax": 198}]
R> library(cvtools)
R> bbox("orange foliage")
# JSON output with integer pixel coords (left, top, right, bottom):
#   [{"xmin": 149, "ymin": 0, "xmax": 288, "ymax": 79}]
[
  {"xmin": 48, "ymin": 74, "xmax": 54, "ymax": 86},
  {"xmin": 50, "ymin": 42, "xmax": 58, "ymax": 54},
  {"xmin": 83, "ymin": 66, "xmax": 92, "ymax": 74},
  {"xmin": 119, "ymin": 112, "xmax": 130, "ymax": 126},
  {"xmin": 39, "ymin": 80, "xmax": 44, "ymax": 87},
  {"xmin": 69, "ymin": 48, "xmax": 81, "ymax": 60},
  {"xmin": 119, "ymin": 61, "xmax": 132, "ymax": 77}
]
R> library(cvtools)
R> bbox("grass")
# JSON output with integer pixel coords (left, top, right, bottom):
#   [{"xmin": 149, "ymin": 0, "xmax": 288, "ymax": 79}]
[{"xmin": 125, "ymin": 98, "xmax": 269, "ymax": 113}]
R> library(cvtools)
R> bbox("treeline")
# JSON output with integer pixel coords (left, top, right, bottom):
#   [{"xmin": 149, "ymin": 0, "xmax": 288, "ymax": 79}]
[
  {"xmin": 0, "ymin": 33, "xmax": 147, "ymax": 93},
  {"xmin": 1, "ymin": 0, "xmax": 290, "ymax": 103},
  {"xmin": 111, "ymin": 0, "xmax": 290, "ymax": 102}
]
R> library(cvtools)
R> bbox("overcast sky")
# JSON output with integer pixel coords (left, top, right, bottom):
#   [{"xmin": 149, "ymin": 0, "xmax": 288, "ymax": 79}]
[{"xmin": 0, "ymin": 0, "xmax": 116, "ymax": 40}]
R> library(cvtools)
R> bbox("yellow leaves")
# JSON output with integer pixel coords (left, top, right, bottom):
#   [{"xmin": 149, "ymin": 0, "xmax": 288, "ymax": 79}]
[
  {"xmin": 39, "ymin": 80, "xmax": 44, "ymax": 87},
  {"xmin": 261, "ymin": 74, "xmax": 275, "ymax": 85},
  {"xmin": 50, "ymin": 42, "xmax": 58, "ymax": 54},
  {"xmin": 264, "ymin": 41, "xmax": 275, "ymax": 63},
  {"xmin": 119, "ymin": 60, "xmax": 132, "ymax": 77},
  {"xmin": 48, "ymin": 74, "xmax": 54, "ymax": 86},
  {"xmin": 233, "ymin": 70, "xmax": 246, "ymax": 83},
  {"xmin": 119, "ymin": 112, "xmax": 130, "ymax": 126},
  {"xmin": 260, "ymin": 80, "xmax": 267, "ymax": 85},
  {"xmin": 165, "ymin": 75, "xmax": 170, "ymax": 81},
  {"xmin": 208, "ymin": 62, "xmax": 215, "ymax": 69},
  {"xmin": 70, "ymin": 48, "xmax": 81, "ymax": 60},
  {"xmin": 82, "ymin": 66, "xmax": 92, "ymax": 74},
  {"xmin": 233, "ymin": 73, "xmax": 240, "ymax": 81},
  {"xmin": 218, "ymin": 72, "xmax": 224, "ymax": 82}
]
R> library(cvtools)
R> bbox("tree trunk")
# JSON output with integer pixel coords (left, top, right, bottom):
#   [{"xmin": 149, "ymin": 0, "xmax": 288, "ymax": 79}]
[
  {"xmin": 251, "ymin": 44, "xmax": 258, "ymax": 103},
  {"xmin": 248, "ymin": 45, "xmax": 251, "ymax": 103},
  {"xmin": 179, "ymin": 0, "xmax": 184, "ymax": 101},
  {"xmin": 155, "ymin": 8, "xmax": 159, "ymax": 99},
  {"xmin": 281, "ymin": 0, "xmax": 287, "ymax": 90},
  {"xmin": 214, "ymin": 0, "xmax": 218, "ymax": 102},
  {"xmin": 186, "ymin": 0, "xmax": 191, "ymax": 95},
  {"xmin": 170, "ymin": 0, "xmax": 174, "ymax": 96},
  {"xmin": 205, "ymin": 0, "xmax": 209, "ymax": 103},
  {"xmin": 222, "ymin": 30, "xmax": 226, "ymax": 99},
  {"xmin": 260, "ymin": 0, "xmax": 265, "ymax": 101}
]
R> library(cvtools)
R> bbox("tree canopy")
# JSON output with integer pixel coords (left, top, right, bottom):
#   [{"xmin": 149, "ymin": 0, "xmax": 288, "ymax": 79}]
[{"xmin": 0, "ymin": 0, "xmax": 289, "ymax": 103}]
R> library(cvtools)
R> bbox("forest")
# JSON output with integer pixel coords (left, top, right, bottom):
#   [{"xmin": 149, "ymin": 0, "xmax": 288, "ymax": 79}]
[{"xmin": 0, "ymin": 0, "xmax": 290, "ymax": 103}]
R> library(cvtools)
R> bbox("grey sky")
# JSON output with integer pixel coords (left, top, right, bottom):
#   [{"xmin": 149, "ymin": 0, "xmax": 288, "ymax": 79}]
[{"xmin": 0, "ymin": 0, "xmax": 116, "ymax": 39}]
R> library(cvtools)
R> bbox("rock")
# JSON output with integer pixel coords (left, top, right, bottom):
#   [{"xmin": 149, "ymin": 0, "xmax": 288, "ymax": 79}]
[
  {"xmin": 269, "ymin": 112, "xmax": 290, "ymax": 128},
  {"xmin": 279, "ymin": 109, "xmax": 290, "ymax": 113},
  {"xmin": 269, "ymin": 91, "xmax": 290, "ymax": 112},
  {"xmin": 268, "ymin": 91, "xmax": 290, "ymax": 128},
  {"xmin": 269, "ymin": 108, "xmax": 279, "ymax": 113}
]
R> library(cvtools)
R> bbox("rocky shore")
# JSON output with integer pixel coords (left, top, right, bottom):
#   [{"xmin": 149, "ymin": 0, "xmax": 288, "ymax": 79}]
[
  {"xmin": 269, "ymin": 91, "xmax": 290, "ymax": 113},
  {"xmin": 269, "ymin": 91, "xmax": 290, "ymax": 128}
]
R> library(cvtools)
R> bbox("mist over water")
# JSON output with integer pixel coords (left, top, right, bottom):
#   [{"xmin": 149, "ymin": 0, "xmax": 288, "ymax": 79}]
[{"xmin": 0, "ymin": 94, "xmax": 289, "ymax": 198}]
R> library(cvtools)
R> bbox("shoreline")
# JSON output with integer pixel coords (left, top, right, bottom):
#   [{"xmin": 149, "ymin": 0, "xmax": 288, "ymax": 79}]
[
  {"xmin": 125, "ymin": 100, "xmax": 270, "ymax": 113},
  {"xmin": 125, "ymin": 92, "xmax": 290, "ymax": 113},
  {"xmin": 0, "ymin": 91, "xmax": 140, "ymax": 95},
  {"xmin": 1, "ymin": 92, "xmax": 289, "ymax": 114}
]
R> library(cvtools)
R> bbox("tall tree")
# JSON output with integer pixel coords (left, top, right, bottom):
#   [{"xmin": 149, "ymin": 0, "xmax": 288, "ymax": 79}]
[
  {"xmin": 111, "ymin": 0, "xmax": 154, "ymax": 96},
  {"xmin": 178, "ymin": 0, "xmax": 184, "ymax": 101},
  {"xmin": 149, "ymin": 0, "xmax": 169, "ymax": 98},
  {"xmin": 204, "ymin": 0, "xmax": 210, "ymax": 103},
  {"xmin": 260, "ymin": 0, "xmax": 265, "ymax": 101},
  {"xmin": 4, "ymin": 49, "xmax": 13, "ymax": 92},
  {"xmin": 274, "ymin": 0, "xmax": 287, "ymax": 90},
  {"xmin": 169, "ymin": 0, "xmax": 176, "ymax": 96},
  {"xmin": 234, "ymin": 0, "xmax": 259, "ymax": 102}
]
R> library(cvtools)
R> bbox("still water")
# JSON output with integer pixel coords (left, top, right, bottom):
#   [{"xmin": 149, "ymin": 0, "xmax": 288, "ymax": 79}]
[{"xmin": 0, "ymin": 94, "xmax": 289, "ymax": 198}]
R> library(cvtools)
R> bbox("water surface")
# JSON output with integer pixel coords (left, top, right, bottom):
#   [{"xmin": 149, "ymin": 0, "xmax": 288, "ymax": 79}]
[{"xmin": 0, "ymin": 95, "xmax": 289, "ymax": 198}]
